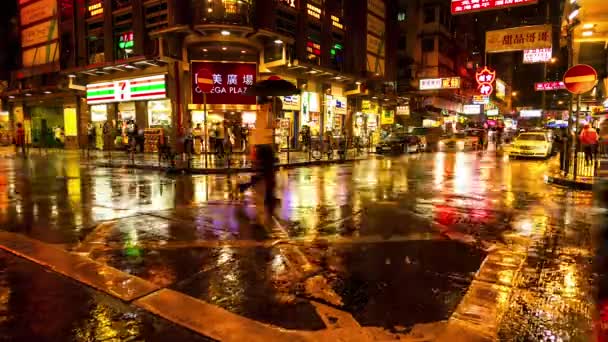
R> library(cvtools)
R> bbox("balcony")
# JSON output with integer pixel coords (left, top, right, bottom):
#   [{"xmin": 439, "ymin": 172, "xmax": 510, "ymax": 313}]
[{"xmin": 193, "ymin": 0, "xmax": 252, "ymax": 27}]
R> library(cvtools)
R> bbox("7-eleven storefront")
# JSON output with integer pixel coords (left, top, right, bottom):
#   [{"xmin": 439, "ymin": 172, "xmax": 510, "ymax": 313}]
[{"xmin": 86, "ymin": 74, "xmax": 173, "ymax": 151}]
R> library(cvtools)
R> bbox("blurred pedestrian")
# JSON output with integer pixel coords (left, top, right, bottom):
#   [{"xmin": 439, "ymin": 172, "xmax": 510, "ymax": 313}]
[
  {"xmin": 15, "ymin": 122, "xmax": 25, "ymax": 156},
  {"xmin": 580, "ymin": 123, "xmax": 599, "ymax": 165},
  {"xmin": 102, "ymin": 120, "xmax": 113, "ymax": 151}
]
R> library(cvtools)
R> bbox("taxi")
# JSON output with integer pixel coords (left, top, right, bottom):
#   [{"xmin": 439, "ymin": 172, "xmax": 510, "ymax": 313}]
[{"xmin": 509, "ymin": 132, "xmax": 552, "ymax": 159}]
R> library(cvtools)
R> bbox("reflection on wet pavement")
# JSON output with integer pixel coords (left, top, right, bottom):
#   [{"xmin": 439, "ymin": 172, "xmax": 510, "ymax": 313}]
[
  {"xmin": 0, "ymin": 249, "xmax": 211, "ymax": 341},
  {"xmin": 0, "ymin": 151, "xmax": 598, "ymax": 339}
]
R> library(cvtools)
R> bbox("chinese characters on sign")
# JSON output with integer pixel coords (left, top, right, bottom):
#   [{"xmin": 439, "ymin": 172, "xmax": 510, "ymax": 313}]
[
  {"xmin": 473, "ymin": 95, "xmax": 490, "ymax": 104},
  {"xmin": 191, "ymin": 62, "xmax": 256, "ymax": 105},
  {"xmin": 534, "ymin": 81, "xmax": 566, "ymax": 91},
  {"xmin": 451, "ymin": 0, "xmax": 537, "ymax": 15},
  {"xmin": 486, "ymin": 25, "xmax": 552, "ymax": 53},
  {"xmin": 476, "ymin": 66, "xmax": 496, "ymax": 96},
  {"xmin": 523, "ymin": 48, "xmax": 552, "ymax": 63},
  {"xmin": 419, "ymin": 77, "xmax": 461, "ymax": 90}
]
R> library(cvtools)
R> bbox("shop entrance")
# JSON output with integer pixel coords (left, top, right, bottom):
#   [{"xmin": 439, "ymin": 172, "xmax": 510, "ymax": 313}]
[
  {"xmin": 190, "ymin": 110, "xmax": 255, "ymax": 154},
  {"xmin": 29, "ymin": 106, "xmax": 64, "ymax": 148}
]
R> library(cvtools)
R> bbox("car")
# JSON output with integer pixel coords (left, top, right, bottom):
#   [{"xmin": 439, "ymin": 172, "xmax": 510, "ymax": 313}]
[
  {"xmin": 438, "ymin": 132, "xmax": 479, "ymax": 151},
  {"xmin": 509, "ymin": 132, "xmax": 553, "ymax": 159},
  {"xmin": 376, "ymin": 133, "xmax": 423, "ymax": 154},
  {"xmin": 410, "ymin": 127, "xmax": 443, "ymax": 151}
]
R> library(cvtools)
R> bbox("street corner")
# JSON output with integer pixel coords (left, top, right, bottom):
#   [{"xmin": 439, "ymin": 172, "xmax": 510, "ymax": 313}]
[{"xmin": 545, "ymin": 172, "xmax": 594, "ymax": 191}]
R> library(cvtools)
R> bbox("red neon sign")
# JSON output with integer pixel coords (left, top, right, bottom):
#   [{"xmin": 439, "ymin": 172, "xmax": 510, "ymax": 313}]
[
  {"xmin": 451, "ymin": 0, "xmax": 538, "ymax": 15},
  {"xmin": 534, "ymin": 81, "xmax": 566, "ymax": 91},
  {"xmin": 476, "ymin": 66, "xmax": 496, "ymax": 97}
]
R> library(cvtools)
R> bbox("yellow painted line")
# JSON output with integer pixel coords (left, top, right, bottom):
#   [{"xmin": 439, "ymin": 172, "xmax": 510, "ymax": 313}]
[
  {"xmin": 0, "ymin": 231, "xmax": 160, "ymax": 301},
  {"xmin": 134, "ymin": 289, "xmax": 307, "ymax": 342},
  {"xmin": 564, "ymin": 75, "xmax": 596, "ymax": 83}
]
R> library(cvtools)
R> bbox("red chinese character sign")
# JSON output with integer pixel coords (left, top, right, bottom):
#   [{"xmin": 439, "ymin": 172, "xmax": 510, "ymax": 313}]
[
  {"xmin": 452, "ymin": 0, "xmax": 537, "ymax": 15},
  {"xmin": 476, "ymin": 66, "xmax": 496, "ymax": 96},
  {"xmin": 534, "ymin": 81, "xmax": 565, "ymax": 91},
  {"xmin": 191, "ymin": 62, "xmax": 256, "ymax": 105}
]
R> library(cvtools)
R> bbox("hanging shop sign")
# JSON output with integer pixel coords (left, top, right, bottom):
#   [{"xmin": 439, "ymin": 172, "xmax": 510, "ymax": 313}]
[
  {"xmin": 396, "ymin": 105, "xmax": 410, "ymax": 116},
  {"xmin": 191, "ymin": 62, "xmax": 256, "ymax": 105},
  {"xmin": 534, "ymin": 81, "xmax": 565, "ymax": 91},
  {"xmin": 451, "ymin": 0, "xmax": 537, "ymax": 15},
  {"xmin": 520, "ymin": 109, "xmax": 542, "ymax": 117},
  {"xmin": 485, "ymin": 25, "xmax": 551, "ymax": 53},
  {"xmin": 87, "ymin": 74, "xmax": 167, "ymax": 104},
  {"xmin": 523, "ymin": 48, "xmax": 552, "ymax": 64},
  {"xmin": 496, "ymin": 79, "xmax": 506, "ymax": 100},
  {"xmin": 476, "ymin": 66, "xmax": 496, "ymax": 96},
  {"xmin": 381, "ymin": 109, "xmax": 394, "ymax": 125},
  {"xmin": 419, "ymin": 77, "xmax": 461, "ymax": 90},
  {"xmin": 463, "ymin": 104, "xmax": 481, "ymax": 115},
  {"xmin": 473, "ymin": 95, "xmax": 490, "ymax": 105},
  {"xmin": 334, "ymin": 96, "xmax": 347, "ymax": 115},
  {"xmin": 281, "ymin": 95, "xmax": 300, "ymax": 111}
]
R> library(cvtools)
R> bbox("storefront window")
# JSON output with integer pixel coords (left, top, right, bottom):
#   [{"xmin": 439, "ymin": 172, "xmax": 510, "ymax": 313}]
[
  {"xmin": 148, "ymin": 100, "xmax": 172, "ymax": 126},
  {"xmin": 118, "ymin": 102, "xmax": 136, "ymax": 121},
  {"xmin": 90, "ymin": 105, "xmax": 108, "ymax": 122}
]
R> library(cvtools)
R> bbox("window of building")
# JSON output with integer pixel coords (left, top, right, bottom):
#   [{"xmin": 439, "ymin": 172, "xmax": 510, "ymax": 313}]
[
  {"xmin": 438, "ymin": 37, "xmax": 451, "ymax": 56},
  {"xmin": 423, "ymin": 5, "xmax": 435, "ymax": 24},
  {"xmin": 87, "ymin": 36, "xmax": 105, "ymax": 64},
  {"xmin": 422, "ymin": 38, "xmax": 434, "ymax": 52},
  {"xmin": 145, "ymin": 0, "xmax": 168, "ymax": 33},
  {"xmin": 397, "ymin": 12, "xmax": 406, "ymax": 22},
  {"xmin": 113, "ymin": 0, "xmax": 132, "ymax": 9},
  {"xmin": 115, "ymin": 31, "xmax": 135, "ymax": 60},
  {"xmin": 439, "ymin": 6, "xmax": 450, "ymax": 29}
]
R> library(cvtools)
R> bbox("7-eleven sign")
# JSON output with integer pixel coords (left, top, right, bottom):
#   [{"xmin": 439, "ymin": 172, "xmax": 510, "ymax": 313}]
[{"xmin": 87, "ymin": 75, "xmax": 167, "ymax": 104}]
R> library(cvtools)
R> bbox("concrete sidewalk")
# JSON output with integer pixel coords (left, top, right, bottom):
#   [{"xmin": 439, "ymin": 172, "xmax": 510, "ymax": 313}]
[{"xmin": 545, "ymin": 152, "xmax": 599, "ymax": 190}]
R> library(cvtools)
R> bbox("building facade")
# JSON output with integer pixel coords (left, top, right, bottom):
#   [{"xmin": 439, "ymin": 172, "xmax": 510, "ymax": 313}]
[{"xmin": 6, "ymin": 0, "xmax": 395, "ymax": 151}]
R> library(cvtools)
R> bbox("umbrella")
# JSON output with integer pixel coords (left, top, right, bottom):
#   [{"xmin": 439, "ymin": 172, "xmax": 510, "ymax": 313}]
[{"xmin": 245, "ymin": 78, "xmax": 300, "ymax": 97}]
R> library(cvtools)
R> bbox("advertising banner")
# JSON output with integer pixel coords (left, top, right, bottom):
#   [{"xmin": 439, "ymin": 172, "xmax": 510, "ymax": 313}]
[
  {"xmin": 22, "ymin": 42, "xmax": 58, "ymax": 67},
  {"xmin": 20, "ymin": 0, "xmax": 57, "ymax": 27},
  {"xmin": 452, "ymin": 0, "xmax": 537, "ymax": 15},
  {"xmin": 21, "ymin": 20, "xmax": 58, "ymax": 48},
  {"xmin": 486, "ymin": 25, "xmax": 551, "ymax": 53},
  {"xmin": 191, "ymin": 62, "xmax": 256, "ymax": 105}
]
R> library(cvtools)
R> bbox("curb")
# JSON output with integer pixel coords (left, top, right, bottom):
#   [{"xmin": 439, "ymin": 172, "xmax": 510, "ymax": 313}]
[
  {"xmin": 545, "ymin": 174, "xmax": 593, "ymax": 190},
  {"xmin": 95, "ymin": 157, "xmax": 366, "ymax": 174}
]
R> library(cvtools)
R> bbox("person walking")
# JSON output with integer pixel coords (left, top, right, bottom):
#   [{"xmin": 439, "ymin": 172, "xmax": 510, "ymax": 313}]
[
  {"xmin": 15, "ymin": 123, "xmax": 25, "ymax": 156},
  {"xmin": 580, "ymin": 123, "xmax": 599, "ymax": 165},
  {"xmin": 102, "ymin": 120, "xmax": 113, "ymax": 151}
]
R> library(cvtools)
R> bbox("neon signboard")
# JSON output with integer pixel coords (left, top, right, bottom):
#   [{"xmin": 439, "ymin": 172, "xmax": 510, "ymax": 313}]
[
  {"xmin": 451, "ymin": 0, "xmax": 538, "ymax": 15},
  {"xmin": 534, "ymin": 81, "xmax": 565, "ymax": 91},
  {"xmin": 87, "ymin": 75, "xmax": 167, "ymax": 104},
  {"xmin": 476, "ymin": 66, "xmax": 496, "ymax": 96},
  {"xmin": 419, "ymin": 77, "xmax": 461, "ymax": 90},
  {"xmin": 88, "ymin": 1, "xmax": 103, "ymax": 17}
]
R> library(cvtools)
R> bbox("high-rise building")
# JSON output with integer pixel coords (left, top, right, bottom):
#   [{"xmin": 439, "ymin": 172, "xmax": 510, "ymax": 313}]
[{"xmin": 5, "ymin": 0, "xmax": 395, "ymax": 151}]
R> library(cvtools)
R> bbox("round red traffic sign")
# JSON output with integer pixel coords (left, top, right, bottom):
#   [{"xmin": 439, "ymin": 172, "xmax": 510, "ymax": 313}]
[
  {"xmin": 196, "ymin": 68, "xmax": 213, "ymax": 93},
  {"xmin": 563, "ymin": 64, "xmax": 598, "ymax": 94}
]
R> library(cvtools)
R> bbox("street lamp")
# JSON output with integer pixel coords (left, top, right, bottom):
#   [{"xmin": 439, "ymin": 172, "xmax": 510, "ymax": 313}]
[
  {"xmin": 512, "ymin": 91, "xmax": 518, "ymax": 96},
  {"xmin": 550, "ymin": 57, "xmax": 557, "ymax": 63}
]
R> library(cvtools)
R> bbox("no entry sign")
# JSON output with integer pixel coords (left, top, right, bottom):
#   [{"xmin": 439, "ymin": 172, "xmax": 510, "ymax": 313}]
[{"xmin": 563, "ymin": 64, "xmax": 598, "ymax": 94}]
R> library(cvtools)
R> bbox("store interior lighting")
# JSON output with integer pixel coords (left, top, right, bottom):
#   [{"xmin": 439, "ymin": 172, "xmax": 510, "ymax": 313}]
[
  {"xmin": 582, "ymin": 30, "xmax": 593, "ymax": 36},
  {"xmin": 583, "ymin": 23, "xmax": 595, "ymax": 29}
]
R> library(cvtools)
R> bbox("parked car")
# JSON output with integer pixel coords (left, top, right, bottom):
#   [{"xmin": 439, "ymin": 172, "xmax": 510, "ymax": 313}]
[
  {"xmin": 410, "ymin": 127, "xmax": 443, "ymax": 151},
  {"xmin": 376, "ymin": 133, "xmax": 423, "ymax": 154},
  {"xmin": 438, "ymin": 132, "xmax": 479, "ymax": 151},
  {"xmin": 509, "ymin": 132, "xmax": 553, "ymax": 159}
]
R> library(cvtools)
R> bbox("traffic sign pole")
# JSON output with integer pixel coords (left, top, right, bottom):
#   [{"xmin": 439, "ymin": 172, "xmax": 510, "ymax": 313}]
[
  {"xmin": 204, "ymin": 92, "xmax": 208, "ymax": 169},
  {"xmin": 573, "ymin": 94, "xmax": 580, "ymax": 181}
]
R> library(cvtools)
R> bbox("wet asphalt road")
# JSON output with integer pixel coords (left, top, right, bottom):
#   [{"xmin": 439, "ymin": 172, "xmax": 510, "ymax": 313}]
[{"xmin": 0, "ymin": 149, "xmax": 597, "ymax": 339}]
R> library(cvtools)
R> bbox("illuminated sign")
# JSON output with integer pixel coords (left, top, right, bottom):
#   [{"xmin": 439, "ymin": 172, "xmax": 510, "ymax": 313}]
[
  {"xmin": 419, "ymin": 77, "xmax": 461, "ymax": 90},
  {"xmin": 486, "ymin": 25, "xmax": 551, "ymax": 53},
  {"xmin": 534, "ymin": 81, "xmax": 566, "ymax": 91},
  {"xmin": 20, "ymin": 0, "xmax": 56, "ymax": 26},
  {"xmin": 476, "ymin": 66, "xmax": 496, "ymax": 96},
  {"xmin": 331, "ymin": 15, "xmax": 344, "ymax": 30},
  {"xmin": 307, "ymin": 4, "xmax": 321, "ymax": 19},
  {"xmin": 278, "ymin": 0, "xmax": 296, "ymax": 8},
  {"xmin": 496, "ymin": 79, "xmax": 506, "ymax": 100},
  {"xmin": 473, "ymin": 95, "xmax": 490, "ymax": 104},
  {"xmin": 520, "ymin": 109, "xmax": 542, "ymax": 117},
  {"xmin": 191, "ymin": 62, "xmax": 256, "ymax": 105},
  {"xmin": 396, "ymin": 105, "xmax": 410, "ymax": 115},
  {"xmin": 463, "ymin": 104, "xmax": 481, "ymax": 115},
  {"xmin": 87, "ymin": 75, "xmax": 167, "ymax": 104},
  {"xmin": 88, "ymin": 1, "xmax": 104, "ymax": 17},
  {"xmin": 119, "ymin": 32, "xmax": 134, "ymax": 49},
  {"xmin": 451, "ymin": 0, "xmax": 537, "ymax": 15},
  {"xmin": 486, "ymin": 108, "xmax": 499, "ymax": 116},
  {"xmin": 523, "ymin": 48, "xmax": 552, "ymax": 63}
]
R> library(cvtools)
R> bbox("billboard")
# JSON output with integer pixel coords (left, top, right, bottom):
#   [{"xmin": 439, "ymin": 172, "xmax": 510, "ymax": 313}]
[
  {"xmin": 20, "ymin": 0, "xmax": 59, "ymax": 68},
  {"xmin": 486, "ymin": 25, "xmax": 551, "ymax": 53},
  {"xmin": 523, "ymin": 48, "xmax": 552, "ymax": 64},
  {"xmin": 452, "ymin": 0, "xmax": 537, "ymax": 15},
  {"xmin": 419, "ymin": 77, "xmax": 461, "ymax": 90},
  {"xmin": 366, "ymin": 0, "xmax": 385, "ymax": 76},
  {"xmin": 191, "ymin": 62, "xmax": 257, "ymax": 105},
  {"xmin": 20, "ymin": 0, "xmax": 56, "ymax": 26},
  {"xmin": 463, "ymin": 104, "xmax": 481, "ymax": 114}
]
